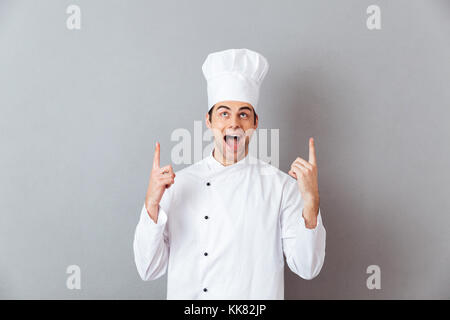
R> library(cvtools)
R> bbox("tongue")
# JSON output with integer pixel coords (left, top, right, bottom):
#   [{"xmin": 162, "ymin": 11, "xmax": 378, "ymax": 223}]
[{"xmin": 226, "ymin": 137, "xmax": 239, "ymax": 151}]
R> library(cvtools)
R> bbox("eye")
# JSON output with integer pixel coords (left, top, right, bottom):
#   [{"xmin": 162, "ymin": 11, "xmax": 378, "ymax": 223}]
[
  {"xmin": 220, "ymin": 111, "xmax": 229, "ymax": 117},
  {"xmin": 240, "ymin": 112, "xmax": 249, "ymax": 119}
]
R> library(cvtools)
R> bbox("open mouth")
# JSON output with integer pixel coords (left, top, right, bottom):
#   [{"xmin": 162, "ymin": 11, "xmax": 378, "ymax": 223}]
[{"xmin": 224, "ymin": 134, "xmax": 243, "ymax": 152}]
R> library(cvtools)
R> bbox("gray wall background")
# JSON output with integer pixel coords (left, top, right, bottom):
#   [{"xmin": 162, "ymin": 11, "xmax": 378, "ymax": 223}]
[{"xmin": 0, "ymin": 0, "xmax": 449, "ymax": 299}]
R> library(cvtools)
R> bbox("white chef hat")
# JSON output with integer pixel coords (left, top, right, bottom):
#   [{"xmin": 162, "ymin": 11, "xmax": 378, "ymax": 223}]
[{"xmin": 202, "ymin": 48, "xmax": 269, "ymax": 112}]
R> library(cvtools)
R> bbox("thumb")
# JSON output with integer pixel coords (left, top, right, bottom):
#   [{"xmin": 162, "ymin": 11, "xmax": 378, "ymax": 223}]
[{"xmin": 288, "ymin": 169, "xmax": 297, "ymax": 179}]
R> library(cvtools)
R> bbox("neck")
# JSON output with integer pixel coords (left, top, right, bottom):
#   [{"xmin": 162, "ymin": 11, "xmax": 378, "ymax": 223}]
[{"xmin": 213, "ymin": 148, "xmax": 248, "ymax": 166}]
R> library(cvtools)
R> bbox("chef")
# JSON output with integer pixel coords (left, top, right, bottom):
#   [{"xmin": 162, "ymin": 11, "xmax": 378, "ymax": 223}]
[{"xmin": 133, "ymin": 48, "xmax": 326, "ymax": 300}]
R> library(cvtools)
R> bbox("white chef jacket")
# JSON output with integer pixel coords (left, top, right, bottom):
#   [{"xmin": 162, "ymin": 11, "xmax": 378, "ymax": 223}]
[{"xmin": 133, "ymin": 151, "xmax": 326, "ymax": 300}]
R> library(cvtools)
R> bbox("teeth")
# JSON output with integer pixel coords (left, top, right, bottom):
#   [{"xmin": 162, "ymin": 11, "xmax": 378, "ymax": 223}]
[{"xmin": 224, "ymin": 135, "xmax": 241, "ymax": 141}]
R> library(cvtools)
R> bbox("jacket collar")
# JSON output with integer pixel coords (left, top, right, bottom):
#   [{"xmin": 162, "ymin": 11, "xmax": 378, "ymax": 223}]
[{"xmin": 205, "ymin": 148, "xmax": 253, "ymax": 173}]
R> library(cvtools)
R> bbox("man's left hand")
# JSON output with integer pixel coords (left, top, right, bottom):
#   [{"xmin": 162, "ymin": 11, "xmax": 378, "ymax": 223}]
[{"xmin": 288, "ymin": 137, "xmax": 320, "ymax": 226}]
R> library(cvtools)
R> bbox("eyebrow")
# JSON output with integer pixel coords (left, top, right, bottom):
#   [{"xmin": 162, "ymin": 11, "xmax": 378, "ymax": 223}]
[
  {"xmin": 216, "ymin": 105, "xmax": 231, "ymax": 111},
  {"xmin": 238, "ymin": 106, "xmax": 252, "ymax": 112},
  {"xmin": 216, "ymin": 105, "xmax": 252, "ymax": 112}
]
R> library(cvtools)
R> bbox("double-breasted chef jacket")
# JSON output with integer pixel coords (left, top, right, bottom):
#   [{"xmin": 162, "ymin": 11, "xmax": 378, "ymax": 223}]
[{"xmin": 133, "ymin": 151, "xmax": 326, "ymax": 299}]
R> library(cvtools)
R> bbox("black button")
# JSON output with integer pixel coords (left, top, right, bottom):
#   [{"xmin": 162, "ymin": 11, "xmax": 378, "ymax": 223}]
[
  {"xmin": 204, "ymin": 216, "xmax": 209, "ymax": 219},
  {"xmin": 203, "ymin": 288, "xmax": 208, "ymax": 292},
  {"xmin": 206, "ymin": 182, "xmax": 211, "ymax": 186},
  {"xmin": 204, "ymin": 252, "xmax": 208, "ymax": 256}
]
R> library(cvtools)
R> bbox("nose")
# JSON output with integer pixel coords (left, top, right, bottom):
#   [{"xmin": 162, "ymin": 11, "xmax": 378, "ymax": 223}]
[{"xmin": 229, "ymin": 115, "xmax": 241, "ymax": 129}]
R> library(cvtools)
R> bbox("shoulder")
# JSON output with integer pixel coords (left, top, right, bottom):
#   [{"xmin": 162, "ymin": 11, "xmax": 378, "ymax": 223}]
[
  {"xmin": 249, "ymin": 156, "xmax": 297, "ymax": 187},
  {"xmin": 172, "ymin": 157, "xmax": 209, "ymax": 179},
  {"xmin": 162, "ymin": 159, "xmax": 209, "ymax": 206},
  {"xmin": 249, "ymin": 157, "xmax": 300, "ymax": 208}
]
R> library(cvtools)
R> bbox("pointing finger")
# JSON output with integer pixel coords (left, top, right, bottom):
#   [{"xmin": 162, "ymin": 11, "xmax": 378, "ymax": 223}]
[
  {"xmin": 309, "ymin": 137, "xmax": 317, "ymax": 165},
  {"xmin": 153, "ymin": 142, "xmax": 160, "ymax": 169}
]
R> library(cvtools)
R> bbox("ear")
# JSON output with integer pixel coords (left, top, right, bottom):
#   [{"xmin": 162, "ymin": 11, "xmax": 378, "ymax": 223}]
[
  {"xmin": 205, "ymin": 112, "xmax": 211, "ymax": 129},
  {"xmin": 254, "ymin": 113, "xmax": 259, "ymax": 129}
]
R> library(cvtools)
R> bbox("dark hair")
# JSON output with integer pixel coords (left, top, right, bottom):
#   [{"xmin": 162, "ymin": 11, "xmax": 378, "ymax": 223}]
[{"xmin": 208, "ymin": 105, "xmax": 258, "ymax": 125}]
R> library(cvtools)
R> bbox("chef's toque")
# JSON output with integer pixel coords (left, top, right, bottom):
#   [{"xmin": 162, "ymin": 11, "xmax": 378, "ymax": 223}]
[{"xmin": 202, "ymin": 48, "xmax": 269, "ymax": 111}]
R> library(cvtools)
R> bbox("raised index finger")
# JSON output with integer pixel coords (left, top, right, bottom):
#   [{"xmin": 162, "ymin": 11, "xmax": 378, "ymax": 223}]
[
  {"xmin": 153, "ymin": 142, "xmax": 160, "ymax": 169},
  {"xmin": 308, "ymin": 137, "xmax": 317, "ymax": 165}
]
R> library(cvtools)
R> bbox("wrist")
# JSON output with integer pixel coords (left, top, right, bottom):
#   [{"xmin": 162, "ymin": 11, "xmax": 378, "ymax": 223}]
[
  {"xmin": 147, "ymin": 199, "xmax": 159, "ymax": 209},
  {"xmin": 304, "ymin": 195, "xmax": 319, "ymax": 211},
  {"xmin": 145, "ymin": 202, "xmax": 159, "ymax": 222},
  {"xmin": 302, "ymin": 205, "xmax": 319, "ymax": 229}
]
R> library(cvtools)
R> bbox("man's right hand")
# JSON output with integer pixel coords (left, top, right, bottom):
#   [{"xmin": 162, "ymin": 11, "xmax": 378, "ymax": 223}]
[{"xmin": 145, "ymin": 142, "xmax": 175, "ymax": 223}]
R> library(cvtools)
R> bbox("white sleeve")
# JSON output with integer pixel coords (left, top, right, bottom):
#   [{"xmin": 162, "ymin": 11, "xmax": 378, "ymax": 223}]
[
  {"xmin": 133, "ymin": 197, "xmax": 170, "ymax": 281},
  {"xmin": 280, "ymin": 180, "xmax": 326, "ymax": 280}
]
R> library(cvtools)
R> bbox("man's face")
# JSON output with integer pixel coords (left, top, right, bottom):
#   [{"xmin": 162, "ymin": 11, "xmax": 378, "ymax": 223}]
[{"xmin": 205, "ymin": 100, "xmax": 258, "ymax": 163}]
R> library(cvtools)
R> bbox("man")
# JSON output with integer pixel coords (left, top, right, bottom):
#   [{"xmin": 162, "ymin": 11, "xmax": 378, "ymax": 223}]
[{"xmin": 133, "ymin": 48, "xmax": 326, "ymax": 299}]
